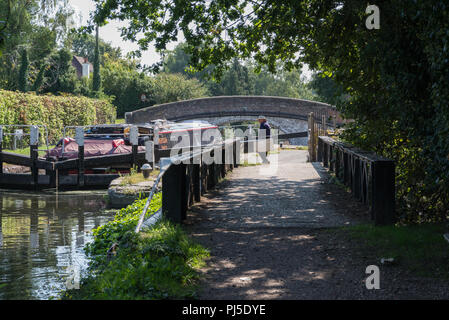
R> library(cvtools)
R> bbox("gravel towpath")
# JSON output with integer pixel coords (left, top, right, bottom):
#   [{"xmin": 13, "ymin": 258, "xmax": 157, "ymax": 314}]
[{"xmin": 185, "ymin": 150, "xmax": 449, "ymax": 299}]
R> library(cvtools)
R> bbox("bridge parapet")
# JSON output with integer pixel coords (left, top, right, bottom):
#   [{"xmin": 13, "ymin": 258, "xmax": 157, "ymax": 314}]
[{"xmin": 126, "ymin": 96, "xmax": 340, "ymax": 124}]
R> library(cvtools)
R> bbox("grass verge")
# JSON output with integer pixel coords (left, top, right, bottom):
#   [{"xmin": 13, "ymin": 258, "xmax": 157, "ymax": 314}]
[
  {"xmin": 119, "ymin": 170, "xmax": 160, "ymax": 186},
  {"xmin": 62, "ymin": 193, "xmax": 209, "ymax": 299},
  {"xmin": 343, "ymin": 223, "xmax": 449, "ymax": 278}
]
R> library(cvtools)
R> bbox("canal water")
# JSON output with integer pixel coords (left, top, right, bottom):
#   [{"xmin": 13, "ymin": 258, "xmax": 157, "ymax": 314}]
[{"xmin": 0, "ymin": 190, "xmax": 115, "ymax": 300}]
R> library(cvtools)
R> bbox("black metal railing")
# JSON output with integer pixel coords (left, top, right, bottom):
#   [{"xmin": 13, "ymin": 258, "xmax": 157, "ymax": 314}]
[{"xmin": 317, "ymin": 136, "xmax": 396, "ymax": 225}]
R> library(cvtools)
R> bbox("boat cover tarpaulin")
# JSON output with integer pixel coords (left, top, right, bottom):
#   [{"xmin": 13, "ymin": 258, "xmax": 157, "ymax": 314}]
[{"xmin": 47, "ymin": 139, "xmax": 146, "ymax": 160}]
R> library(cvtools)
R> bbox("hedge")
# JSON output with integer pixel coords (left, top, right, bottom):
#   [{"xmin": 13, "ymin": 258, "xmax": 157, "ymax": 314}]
[{"xmin": 0, "ymin": 90, "xmax": 116, "ymax": 144}]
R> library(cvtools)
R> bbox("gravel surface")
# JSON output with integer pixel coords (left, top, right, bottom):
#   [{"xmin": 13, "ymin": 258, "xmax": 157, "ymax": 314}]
[{"xmin": 185, "ymin": 150, "xmax": 449, "ymax": 299}]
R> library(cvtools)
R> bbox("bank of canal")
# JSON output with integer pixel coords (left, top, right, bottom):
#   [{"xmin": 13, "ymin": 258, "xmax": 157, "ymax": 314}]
[{"xmin": 0, "ymin": 190, "xmax": 115, "ymax": 300}]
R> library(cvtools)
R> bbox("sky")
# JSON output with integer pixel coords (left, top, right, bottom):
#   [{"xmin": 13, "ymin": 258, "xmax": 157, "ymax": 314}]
[{"xmin": 68, "ymin": 0, "xmax": 312, "ymax": 79}]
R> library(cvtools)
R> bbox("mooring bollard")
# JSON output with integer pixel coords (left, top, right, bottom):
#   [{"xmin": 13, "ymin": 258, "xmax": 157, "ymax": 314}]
[{"xmin": 76, "ymin": 126, "xmax": 85, "ymax": 187}]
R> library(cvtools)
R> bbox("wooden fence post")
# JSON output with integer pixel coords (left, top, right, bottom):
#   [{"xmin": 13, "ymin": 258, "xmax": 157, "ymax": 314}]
[
  {"xmin": 323, "ymin": 141, "xmax": 329, "ymax": 167},
  {"xmin": 0, "ymin": 126, "xmax": 3, "ymax": 177},
  {"xmin": 371, "ymin": 161, "xmax": 396, "ymax": 225},
  {"xmin": 201, "ymin": 160, "xmax": 209, "ymax": 195},
  {"xmin": 30, "ymin": 125, "xmax": 39, "ymax": 188},
  {"xmin": 352, "ymin": 157, "xmax": 361, "ymax": 200},
  {"xmin": 317, "ymin": 137, "xmax": 323, "ymax": 162},
  {"xmin": 76, "ymin": 126, "xmax": 85, "ymax": 187},
  {"xmin": 162, "ymin": 163, "xmax": 184, "ymax": 223},
  {"xmin": 193, "ymin": 163, "xmax": 201, "ymax": 202},
  {"xmin": 308, "ymin": 112, "xmax": 316, "ymax": 161}
]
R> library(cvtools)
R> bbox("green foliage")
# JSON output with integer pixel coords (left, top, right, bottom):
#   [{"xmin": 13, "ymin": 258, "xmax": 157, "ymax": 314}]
[
  {"xmin": 101, "ymin": 55, "xmax": 209, "ymax": 116},
  {"xmin": 64, "ymin": 194, "xmax": 209, "ymax": 300},
  {"xmin": 86, "ymin": 194, "xmax": 162, "ymax": 260},
  {"xmin": 152, "ymin": 73, "xmax": 209, "ymax": 105},
  {"xmin": 309, "ymin": 73, "xmax": 346, "ymax": 106},
  {"xmin": 163, "ymin": 44, "xmax": 317, "ymax": 100},
  {"xmin": 0, "ymin": 89, "xmax": 116, "ymax": 143},
  {"xmin": 31, "ymin": 63, "xmax": 46, "ymax": 93},
  {"xmin": 18, "ymin": 48, "xmax": 29, "ymax": 92},
  {"xmin": 0, "ymin": 0, "xmax": 72, "ymax": 90},
  {"xmin": 41, "ymin": 49, "xmax": 79, "ymax": 95},
  {"xmin": 69, "ymin": 32, "xmax": 122, "ymax": 64},
  {"xmin": 101, "ymin": 57, "xmax": 154, "ymax": 116}
]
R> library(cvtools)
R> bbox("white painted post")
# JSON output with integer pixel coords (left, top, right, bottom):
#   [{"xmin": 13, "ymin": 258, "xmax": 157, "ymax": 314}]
[
  {"xmin": 75, "ymin": 127, "xmax": 85, "ymax": 187},
  {"xmin": 145, "ymin": 140, "xmax": 154, "ymax": 163},
  {"xmin": 130, "ymin": 126, "xmax": 139, "ymax": 168},
  {"xmin": 30, "ymin": 125, "xmax": 39, "ymax": 146},
  {"xmin": 153, "ymin": 127, "xmax": 159, "ymax": 145},
  {"xmin": 130, "ymin": 126, "xmax": 139, "ymax": 146},
  {"xmin": 75, "ymin": 127, "xmax": 84, "ymax": 146}
]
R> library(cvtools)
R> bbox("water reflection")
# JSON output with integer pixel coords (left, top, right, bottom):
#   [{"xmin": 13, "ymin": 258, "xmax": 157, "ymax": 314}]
[{"xmin": 0, "ymin": 190, "xmax": 114, "ymax": 300}]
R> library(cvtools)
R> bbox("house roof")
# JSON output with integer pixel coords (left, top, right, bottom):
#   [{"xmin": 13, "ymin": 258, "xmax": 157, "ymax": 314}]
[{"xmin": 72, "ymin": 55, "xmax": 94, "ymax": 72}]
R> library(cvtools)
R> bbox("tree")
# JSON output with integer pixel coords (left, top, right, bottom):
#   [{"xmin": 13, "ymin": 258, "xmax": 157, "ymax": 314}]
[
  {"xmin": 41, "ymin": 48, "xmax": 79, "ymax": 94},
  {"xmin": 90, "ymin": 1, "xmax": 449, "ymax": 221},
  {"xmin": 210, "ymin": 58, "xmax": 254, "ymax": 96},
  {"xmin": 309, "ymin": 73, "xmax": 345, "ymax": 106},
  {"xmin": 152, "ymin": 73, "xmax": 209, "ymax": 105},
  {"xmin": 70, "ymin": 32, "xmax": 122, "ymax": 64},
  {"xmin": 18, "ymin": 48, "xmax": 29, "ymax": 92},
  {"xmin": 0, "ymin": 0, "xmax": 72, "ymax": 90},
  {"xmin": 92, "ymin": 26, "xmax": 101, "ymax": 93},
  {"xmin": 0, "ymin": 0, "xmax": 11, "ymax": 57},
  {"xmin": 31, "ymin": 63, "xmax": 46, "ymax": 93}
]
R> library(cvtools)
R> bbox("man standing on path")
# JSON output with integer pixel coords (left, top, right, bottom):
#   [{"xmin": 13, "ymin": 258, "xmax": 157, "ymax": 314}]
[{"xmin": 257, "ymin": 115, "xmax": 271, "ymax": 164}]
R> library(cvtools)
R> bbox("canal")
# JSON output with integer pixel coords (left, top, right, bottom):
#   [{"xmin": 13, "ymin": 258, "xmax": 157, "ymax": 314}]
[{"xmin": 0, "ymin": 190, "xmax": 115, "ymax": 300}]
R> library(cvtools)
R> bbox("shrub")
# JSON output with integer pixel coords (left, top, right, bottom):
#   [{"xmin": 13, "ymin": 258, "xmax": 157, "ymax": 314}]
[{"xmin": 0, "ymin": 90, "xmax": 116, "ymax": 144}]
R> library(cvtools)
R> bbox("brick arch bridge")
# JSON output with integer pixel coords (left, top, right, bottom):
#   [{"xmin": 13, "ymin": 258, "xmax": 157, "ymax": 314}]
[{"xmin": 125, "ymin": 96, "xmax": 337, "ymax": 144}]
